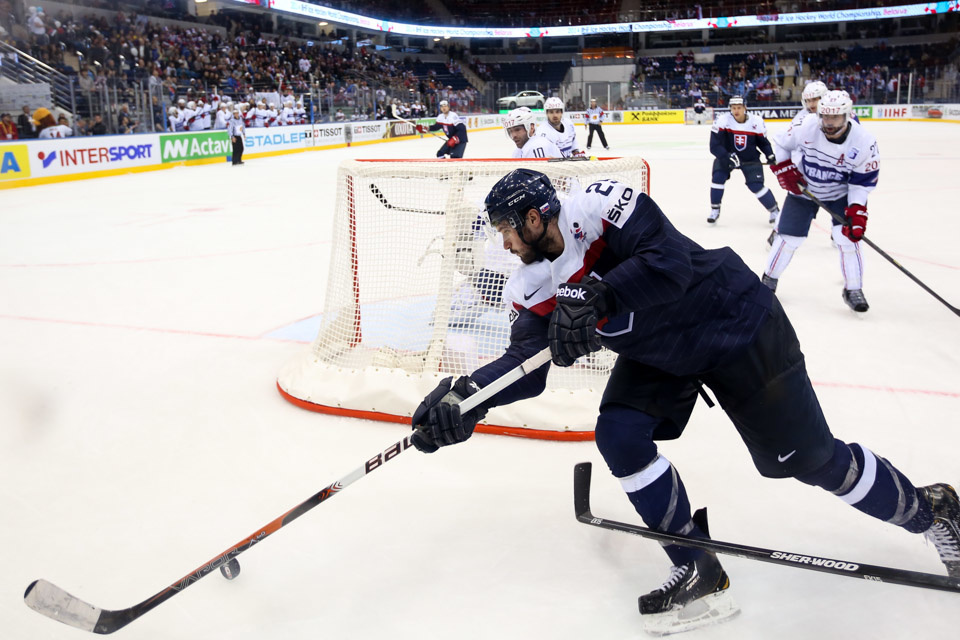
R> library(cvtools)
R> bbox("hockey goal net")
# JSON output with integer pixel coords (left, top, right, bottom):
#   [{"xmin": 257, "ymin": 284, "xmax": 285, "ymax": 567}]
[{"xmin": 277, "ymin": 157, "xmax": 650, "ymax": 440}]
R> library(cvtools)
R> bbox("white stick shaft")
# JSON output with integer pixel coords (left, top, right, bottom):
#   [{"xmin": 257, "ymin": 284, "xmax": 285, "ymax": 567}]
[{"xmin": 458, "ymin": 347, "xmax": 551, "ymax": 413}]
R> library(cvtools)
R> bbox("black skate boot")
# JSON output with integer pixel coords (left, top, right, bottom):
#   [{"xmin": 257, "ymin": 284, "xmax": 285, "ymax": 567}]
[
  {"xmin": 638, "ymin": 552, "xmax": 739, "ymax": 636},
  {"xmin": 762, "ymin": 274, "xmax": 778, "ymax": 293},
  {"xmin": 919, "ymin": 483, "xmax": 960, "ymax": 578},
  {"xmin": 842, "ymin": 288, "xmax": 869, "ymax": 312}
]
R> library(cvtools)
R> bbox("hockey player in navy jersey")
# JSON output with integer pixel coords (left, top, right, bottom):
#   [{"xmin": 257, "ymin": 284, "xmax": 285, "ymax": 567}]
[
  {"xmin": 408, "ymin": 168, "xmax": 960, "ymax": 635},
  {"xmin": 764, "ymin": 90, "xmax": 876, "ymax": 312},
  {"xmin": 420, "ymin": 100, "xmax": 468, "ymax": 158},
  {"xmin": 708, "ymin": 95, "xmax": 780, "ymax": 225}
]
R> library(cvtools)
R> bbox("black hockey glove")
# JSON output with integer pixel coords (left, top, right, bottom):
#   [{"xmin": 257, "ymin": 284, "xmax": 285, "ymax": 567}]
[
  {"xmin": 548, "ymin": 277, "xmax": 614, "ymax": 367},
  {"xmin": 411, "ymin": 376, "xmax": 487, "ymax": 453},
  {"xmin": 727, "ymin": 153, "xmax": 741, "ymax": 171},
  {"xmin": 765, "ymin": 153, "xmax": 777, "ymax": 165}
]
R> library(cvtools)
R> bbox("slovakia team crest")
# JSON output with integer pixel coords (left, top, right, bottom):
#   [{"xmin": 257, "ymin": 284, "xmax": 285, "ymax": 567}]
[{"xmin": 734, "ymin": 133, "xmax": 748, "ymax": 151}]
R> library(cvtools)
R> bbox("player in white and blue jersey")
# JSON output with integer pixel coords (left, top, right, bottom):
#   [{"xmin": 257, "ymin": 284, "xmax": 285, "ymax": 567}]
[
  {"xmin": 503, "ymin": 107, "xmax": 562, "ymax": 159},
  {"xmin": 764, "ymin": 90, "xmax": 878, "ymax": 312},
  {"xmin": 537, "ymin": 97, "xmax": 582, "ymax": 157}
]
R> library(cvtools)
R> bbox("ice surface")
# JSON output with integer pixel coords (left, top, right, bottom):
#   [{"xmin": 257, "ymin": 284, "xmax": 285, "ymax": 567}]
[{"xmin": 2, "ymin": 120, "xmax": 958, "ymax": 640}]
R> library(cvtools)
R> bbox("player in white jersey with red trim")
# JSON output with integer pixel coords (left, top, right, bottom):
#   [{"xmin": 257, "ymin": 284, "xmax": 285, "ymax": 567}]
[
  {"xmin": 537, "ymin": 97, "xmax": 583, "ymax": 157},
  {"xmin": 764, "ymin": 90, "xmax": 879, "ymax": 312},
  {"xmin": 504, "ymin": 107, "xmax": 562, "ymax": 159},
  {"xmin": 767, "ymin": 81, "xmax": 829, "ymax": 246}
]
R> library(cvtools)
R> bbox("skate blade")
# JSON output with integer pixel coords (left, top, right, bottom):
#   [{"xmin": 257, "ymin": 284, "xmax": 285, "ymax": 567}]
[{"xmin": 642, "ymin": 590, "xmax": 740, "ymax": 637}]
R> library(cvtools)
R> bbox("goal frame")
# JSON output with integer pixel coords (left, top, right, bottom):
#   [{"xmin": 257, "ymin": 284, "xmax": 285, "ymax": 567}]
[{"xmin": 277, "ymin": 157, "xmax": 651, "ymax": 441}]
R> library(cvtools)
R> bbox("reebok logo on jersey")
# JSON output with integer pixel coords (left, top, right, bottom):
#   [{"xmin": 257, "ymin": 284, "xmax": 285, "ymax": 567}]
[{"xmin": 556, "ymin": 285, "xmax": 586, "ymax": 301}]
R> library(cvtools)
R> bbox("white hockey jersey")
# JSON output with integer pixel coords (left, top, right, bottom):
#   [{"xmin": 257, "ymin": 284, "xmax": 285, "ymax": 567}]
[
  {"xmin": 502, "ymin": 179, "xmax": 637, "ymax": 313},
  {"xmin": 512, "ymin": 135, "xmax": 563, "ymax": 159},
  {"xmin": 537, "ymin": 117, "xmax": 580, "ymax": 157},
  {"xmin": 774, "ymin": 114, "xmax": 879, "ymax": 206}
]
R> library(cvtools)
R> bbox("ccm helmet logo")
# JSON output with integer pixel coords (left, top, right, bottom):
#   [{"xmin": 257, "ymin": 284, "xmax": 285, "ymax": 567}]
[{"xmin": 556, "ymin": 285, "xmax": 586, "ymax": 301}]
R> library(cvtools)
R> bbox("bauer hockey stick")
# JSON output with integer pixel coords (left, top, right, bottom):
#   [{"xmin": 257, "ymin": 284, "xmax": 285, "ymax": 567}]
[
  {"xmin": 24, "ymin": 348, "xmax": 554, "ymax": 634},
  {"xmin": 574, "ymin": 462, "xmax": 960, "ymax": 594},
  {"xmin": 799, "ymin": 187, "xmax": 960, "ymax": 318}
]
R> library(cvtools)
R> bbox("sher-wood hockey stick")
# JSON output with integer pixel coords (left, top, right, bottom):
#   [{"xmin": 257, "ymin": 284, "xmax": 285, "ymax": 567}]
[
  {"xmin": 799, "ymin": 188, "xmax": 960, "ymax": 318},
  {"xmin": 368, "ymin": 183, "xmax": 445, "ymax": 215},
  {"xmin": 574, "ymin": 462, "xmax": 960, "ymax": 594},
  {"xmin": 24, "ymin": 348, "xmax": 553, "ymax": 634}
]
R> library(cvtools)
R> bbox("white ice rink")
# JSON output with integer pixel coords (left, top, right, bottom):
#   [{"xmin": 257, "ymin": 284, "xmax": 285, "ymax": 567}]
[{"xmin": 2, "ymin": 119, "xmax": 959, "ymax": 640}]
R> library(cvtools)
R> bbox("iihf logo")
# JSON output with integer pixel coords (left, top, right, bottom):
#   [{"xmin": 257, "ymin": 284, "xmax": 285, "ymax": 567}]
[{"xmin": 571, "ymin": 221, "xmax": 586, "ymax": 242}]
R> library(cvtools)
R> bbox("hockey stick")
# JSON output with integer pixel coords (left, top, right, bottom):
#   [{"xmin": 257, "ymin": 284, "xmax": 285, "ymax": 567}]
[
  {"xmin": 24, "ymin": 348, "xmax": 553, "ymax": 634},
  {"xmin": 574, "ymin": 462, "xmax": 960, "ymax": 594},
  {"xmin": 799, "ymin": 188, "xmax": 960, "ymax": 318},
  {"xmin": 368, "ymin": 183, "xmax": 445, "ymax": 215}
]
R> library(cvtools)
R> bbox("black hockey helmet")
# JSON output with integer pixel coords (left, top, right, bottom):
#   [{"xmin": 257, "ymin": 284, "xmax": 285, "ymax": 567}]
[{"xmin": 484, "ymin": 169, "xmax": 561, "ymax": 233}]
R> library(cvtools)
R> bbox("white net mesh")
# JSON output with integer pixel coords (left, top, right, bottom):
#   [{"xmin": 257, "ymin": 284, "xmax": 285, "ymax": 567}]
[{"xmin": 278, "ymin": 157, "xmax": 650, "ymax": 437}]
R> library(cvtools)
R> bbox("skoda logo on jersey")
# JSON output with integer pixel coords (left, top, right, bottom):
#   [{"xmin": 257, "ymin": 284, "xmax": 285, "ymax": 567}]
[
  {"xmin": 734, "ymin": 133, "xmax": 748, "ymax": 151},
  {"xmin": 571, "ymin": 221, "xmax": 585, "ymax": 242}
]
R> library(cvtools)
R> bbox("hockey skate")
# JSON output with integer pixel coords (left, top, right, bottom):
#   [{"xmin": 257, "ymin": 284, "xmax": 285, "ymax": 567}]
[
  {"xmin": 761, "ymin": 274, "xmax": 778, "ymax": 293},
  {"xmin": 842, "ymin": 288, "xmax": 869, "ymax": 312},
  {"xmin": 707, "ymin": 207, "xmax": 720, "ymax": 224},
  {"xmin": 639, "ymin": 552, "xmax": 740, "ymax": 636},
  {"xmin": 919, "ymin": 483, "xmax": 960, "ymax": 578}
]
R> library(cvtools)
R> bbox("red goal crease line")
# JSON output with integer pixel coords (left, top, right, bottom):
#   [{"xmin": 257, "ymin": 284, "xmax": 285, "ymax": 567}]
[{"xmin": 276, "ymin": 382, "xmax": 596, "ymax": 441}]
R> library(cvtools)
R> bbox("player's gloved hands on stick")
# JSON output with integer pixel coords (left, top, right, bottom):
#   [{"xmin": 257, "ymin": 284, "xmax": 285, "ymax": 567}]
[
  {"xmin": 548, "ymin": 277, "xmax": 614, "ymax": 367},
  {"xmin": 415, "ymin": 124, "xmax": 426, "ymax": 133},
  {"xmin": 446, "ymin": 136, "xmax": 460, "ymax": 148},
  {"xmin": 766, "ymin": 153, "xmax": 777, "ymax": 165},
  {"xmin": 727, "ymin": 153, "xmax": 741, "ymax": 171},
  {"xmin": 842, "ymin": 204, "xmax": 868, "ymax": 242},
  {"xmin": 771, "ymin": 160, "xmax": 806, "ymax": 195},
  {"xmin": 411, "ymin": 376, "xmax": 487, "ymax": 453}
]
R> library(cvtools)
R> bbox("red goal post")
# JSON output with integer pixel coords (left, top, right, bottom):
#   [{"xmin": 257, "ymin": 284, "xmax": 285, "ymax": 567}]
[{"xmin": 277, "ymin": 157, "xmax": 650, "ymax": 440}]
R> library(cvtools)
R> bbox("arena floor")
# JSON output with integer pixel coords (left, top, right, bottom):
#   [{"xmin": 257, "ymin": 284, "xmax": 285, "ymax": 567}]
[{"xmin": 2, "ymin": 119, "xmax": 959, "ymax": 640}]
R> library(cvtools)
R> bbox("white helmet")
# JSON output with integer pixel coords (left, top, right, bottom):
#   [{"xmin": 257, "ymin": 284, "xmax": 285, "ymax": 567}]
[
  {"xmin": 818, "ymin": 89, "xmax": 853, "ymax": 136},
  {"xmin": 177, "ymin": 98, "xmax": 186, "ymax": 106},
  {"xmin": 268, "ymin": 102, "xmax": 276, "ymax": 110},
  {"xmin": 439, "ymin": 100, "xmax": 449, "ymax": 107},
  {"xmin": 186, "ymin": 101, "xmax": 196, "ymax": 110},
  {"xmin": 167, "ymin": 106, "xmax": 177, "ymax": 115},
  {"xmin": 503, "ymin": 106, "xmax": 536, "ymax": 138},
  {"xmin": 544, "ymin": 97, "xmax": 564, "ymax": 111},
  {"xmin": 801, "ymin": 80, "xmax": 828, "ymax": 111}
]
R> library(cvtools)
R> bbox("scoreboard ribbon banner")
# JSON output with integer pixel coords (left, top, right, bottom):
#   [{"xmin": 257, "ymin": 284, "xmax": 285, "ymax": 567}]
[{"xmin": 224, "ymin": 0, "xmax": 959, "ymax": 38}]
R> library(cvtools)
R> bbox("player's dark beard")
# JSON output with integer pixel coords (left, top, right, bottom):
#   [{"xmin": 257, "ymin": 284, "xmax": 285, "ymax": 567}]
[
  {"xmin": 823, "ymin": 121, "xmax": 851, "ymax": 144},
  {"xmin": 518, "ymin": 225, "xmax": 549, "ymax": 264}
]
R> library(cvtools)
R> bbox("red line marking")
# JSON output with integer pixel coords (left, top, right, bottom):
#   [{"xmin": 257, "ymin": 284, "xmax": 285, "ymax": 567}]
[{"xmin": 3, "ymin": 313, "xmax": 956, "ymax": 399}]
